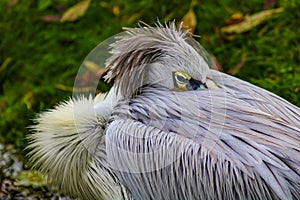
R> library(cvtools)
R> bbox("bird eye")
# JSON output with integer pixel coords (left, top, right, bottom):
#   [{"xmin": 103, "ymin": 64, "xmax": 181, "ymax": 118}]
[{"xmin": 175, "ymin": 74, "xmax": 187, "ymax": 84}]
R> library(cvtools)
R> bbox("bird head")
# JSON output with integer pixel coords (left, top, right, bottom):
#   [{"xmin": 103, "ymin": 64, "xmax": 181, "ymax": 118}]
[{"xmin": 104, "ymin": 21, "xmax": 212, "ymax": 99}]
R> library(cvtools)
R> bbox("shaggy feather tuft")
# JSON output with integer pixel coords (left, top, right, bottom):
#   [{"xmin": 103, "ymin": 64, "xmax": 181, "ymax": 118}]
[{"xmin": 27, "ymin": 94, "xmax": 130, "ymax": 199}]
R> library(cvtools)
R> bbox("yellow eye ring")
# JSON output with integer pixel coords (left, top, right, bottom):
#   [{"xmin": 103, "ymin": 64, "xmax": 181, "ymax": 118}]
[{"xmin": 174, "ymin": 71, "xmax": 191, "ymax": 84}]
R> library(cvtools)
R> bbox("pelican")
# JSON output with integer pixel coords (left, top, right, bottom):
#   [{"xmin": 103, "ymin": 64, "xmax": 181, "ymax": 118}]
[{"xmin": 27, "ymin": 22, "xmax": 300, "ymax": 200}]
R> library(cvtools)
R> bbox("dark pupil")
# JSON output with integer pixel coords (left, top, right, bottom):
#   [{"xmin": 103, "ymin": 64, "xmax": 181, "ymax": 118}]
[{"xmin": 176, "ymin": 75, "xmax": 186, "ymax": 83}]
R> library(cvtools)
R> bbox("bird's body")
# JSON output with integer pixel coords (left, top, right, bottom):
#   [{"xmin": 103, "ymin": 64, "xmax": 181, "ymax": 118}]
[
  {"xmin": 28, "ymin": 22, "xmax": 300, "ymax": 199},
  {"xmin": 107, "ymin": 71, "xmax": 300, "ymax": 199}
]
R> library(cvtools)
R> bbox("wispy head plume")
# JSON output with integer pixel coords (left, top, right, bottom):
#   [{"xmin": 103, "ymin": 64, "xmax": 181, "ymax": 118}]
[{"xmin": 105, "ymin": 21, "xmax": 211, "ymax": 99}]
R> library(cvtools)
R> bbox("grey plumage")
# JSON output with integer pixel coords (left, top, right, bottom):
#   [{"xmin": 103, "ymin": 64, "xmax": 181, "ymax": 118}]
[
  {"xmin": 28, "ymin": 22, "xmax": 300, "ymax": 200},
  {"xmin": 107, "ymin": 82, "xmax": 300, "ymax": 200}
]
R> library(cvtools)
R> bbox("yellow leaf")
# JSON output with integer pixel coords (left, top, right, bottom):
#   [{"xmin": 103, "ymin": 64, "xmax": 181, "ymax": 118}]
[
  {"xmin": 55, "ymin": 84, "xmax": 74, "ymax": 92},
  {"xmin": 181, "ymin": 0, "xmax": 197, "ymax": 34},
  {"xmin": 181, "ymin": 9, "xmax": 197, "ymax": 34},
  {"xmin": 60, "ymin": 0, "xmax": 91, "ymax": 22},
  {"xmin": 231, "ymin": 12, "xmax": 244, "ymax": 20},
  {"xmin": 0, "ymin": 57, "xmax": 12, "ymax": 73},
  {"xmin": 100, "ymin": 1, "xmax": 109, "ymax": 8},
  {"xmin": 23, "ymin": 91, "xmax": 34, "ymax": 110},
  {"xmin": 221, "ymin": 8, "xmax": 284, "ymax": 35},
  {"xmin": 84, "ymin": 61, "xmax": 101, "ymax": 73},
  {"xmin": 112, "ymin": 6, "xmax": 120, "ymax": 16}
]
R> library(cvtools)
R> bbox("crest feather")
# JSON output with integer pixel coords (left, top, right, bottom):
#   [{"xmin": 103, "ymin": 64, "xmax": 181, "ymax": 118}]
[{"xmin": 105, "ymin": 21, "xmax": 210, "ymax": 98}]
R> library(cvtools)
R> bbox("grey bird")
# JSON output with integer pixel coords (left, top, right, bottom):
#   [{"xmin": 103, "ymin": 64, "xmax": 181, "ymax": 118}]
[{"xmin": 27, "ymin": 22, "xmax": 300, "ymax": 200}]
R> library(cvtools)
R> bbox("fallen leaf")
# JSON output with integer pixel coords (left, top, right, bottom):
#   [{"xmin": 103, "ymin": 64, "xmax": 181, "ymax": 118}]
[
  {"xmin": 100, "ymin": 1, "xmax": 109, "ymax": 8},
  {"xmin": 221, "ymin": 8, "xmax": 284, "ymax": 35},
  {"xmin": 0, "ymin": 57, "xmax": 12, "ymax": 73},
  {"xmin": 84, "ymin": 61, "xmax": 107, "ymax": 77},
  {"xmin": 181, "ymin": 0, "xmax": 197, "ymax": 34},
  {"xmin": 23, "ymin": 91, "xmax": 34, "ymax": 110},
  {"xmin": 56, "ymin": 61, "xmax": 109, "ymax": 93},
  {"xmin": 112, "ymin": 6, "xmax": 120, "ymax": 16},
  {"xmin": 224, "ymin": 12, "xmax": 245, "ymax": 26},
  {"xmin": 55, "ymin": 84, "xmax": 74, "ymax": 92},
  {"xmin": 84, "ymin": 61, "xmax": 101, "ymax": 73},
  {"xmin": 60, "ymin": 0, "xmax": 91, "ymax": 22}
]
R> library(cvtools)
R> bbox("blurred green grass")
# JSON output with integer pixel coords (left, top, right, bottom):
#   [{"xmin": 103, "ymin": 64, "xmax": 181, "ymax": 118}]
[{"xmin": 0, "ymin": 0, "xmax": 299, "ymax": 147}]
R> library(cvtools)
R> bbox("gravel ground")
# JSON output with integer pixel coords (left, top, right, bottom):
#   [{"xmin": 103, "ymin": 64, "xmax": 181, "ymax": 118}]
[{"xmin": 0, "ymin": 144, "xmax": 72, "ymax": 200}]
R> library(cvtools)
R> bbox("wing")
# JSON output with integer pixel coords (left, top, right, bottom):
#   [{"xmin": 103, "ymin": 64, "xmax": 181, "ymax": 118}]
[
  {"xmin": 105, "ymin": 84, "xmax": 300, "ymax": 199},
  {"xmin": 210, "ymin": 69, "xmax": 300, "ymax": 127}
]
